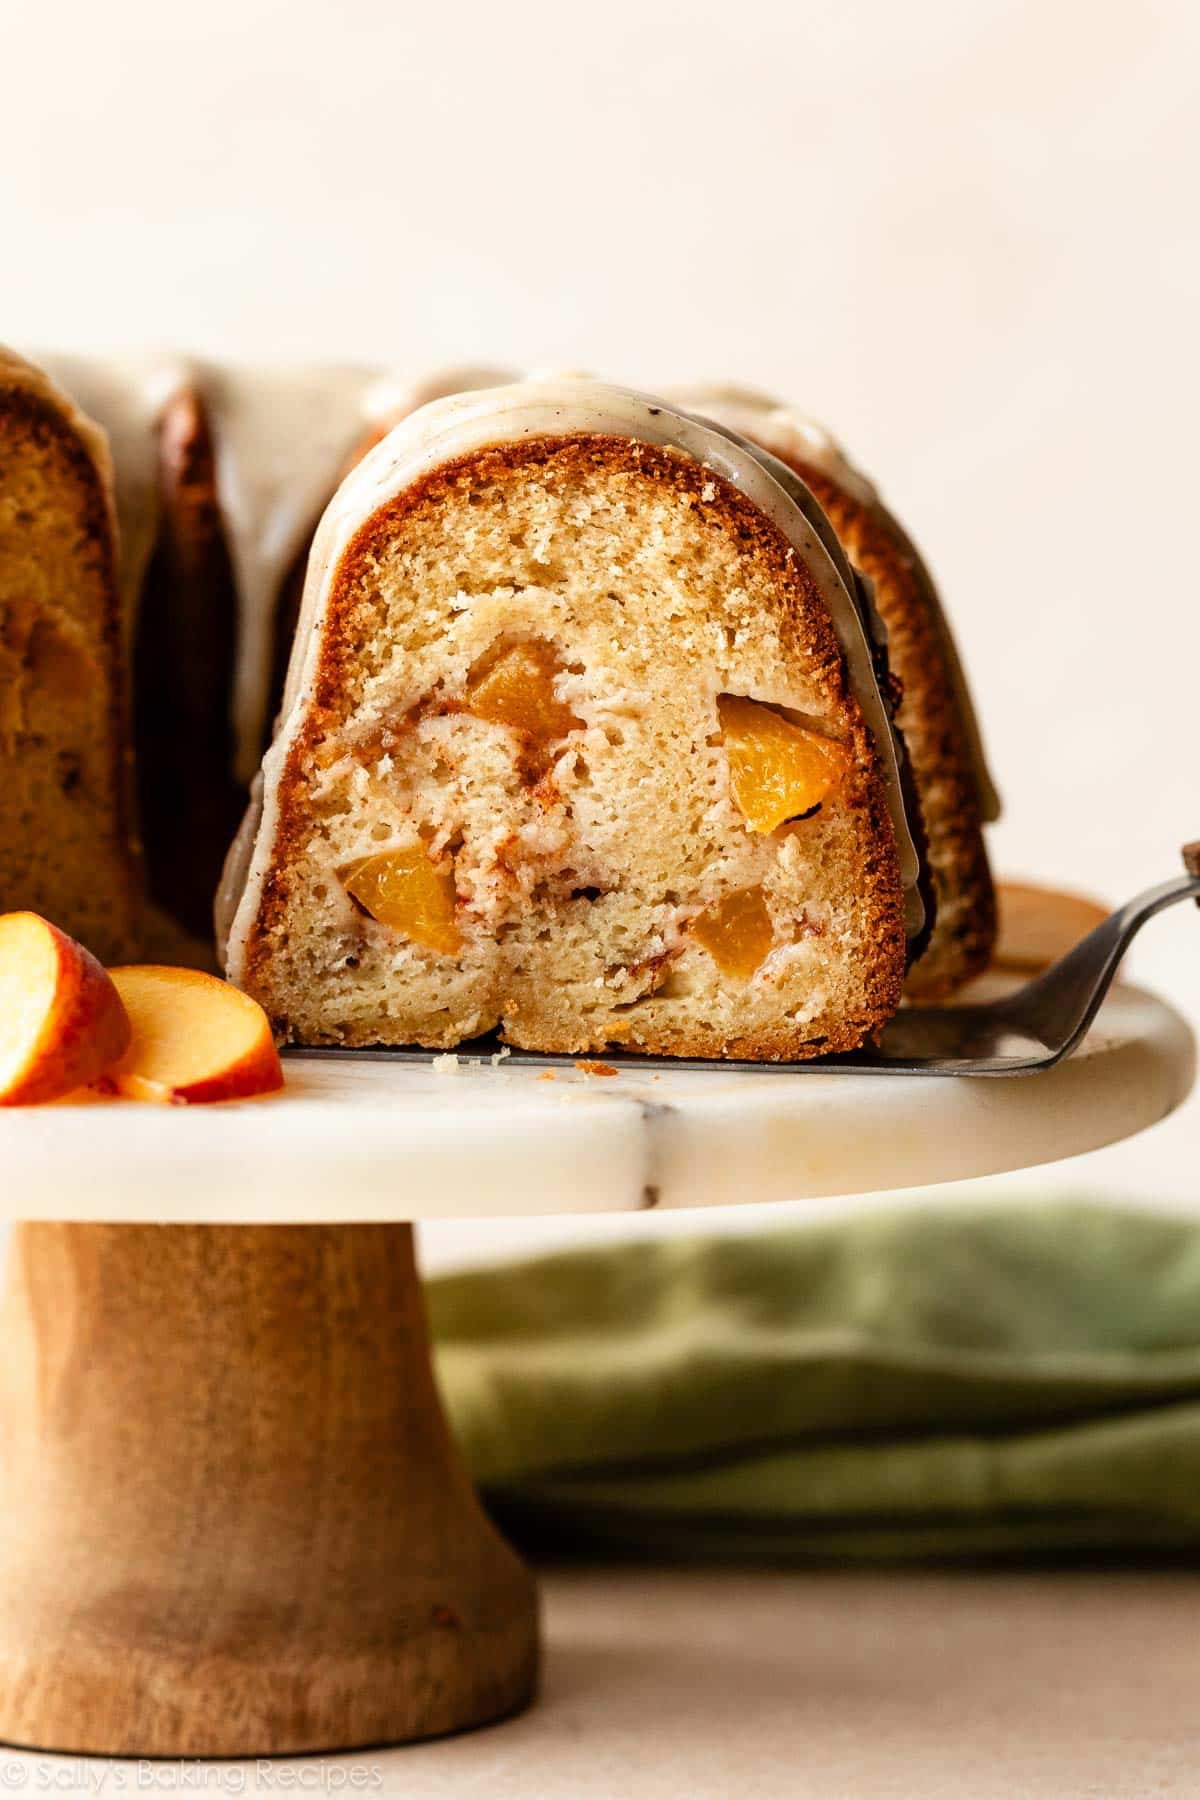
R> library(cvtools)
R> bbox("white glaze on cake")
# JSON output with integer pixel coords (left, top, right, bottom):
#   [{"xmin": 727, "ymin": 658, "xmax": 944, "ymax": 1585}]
[
  {"xmin": 205, "ymin": 362, "xmax": 516, "ymax": 775},
  {"xmin": 198, "ymin": 363, "xmax": 383, "ymax": 780},
  {"xmin": 219, "ymin": 380, "xmax": 924, "ymax": 972},
  {"xmin": 1, "ymin": 348, "xmax": 120, "ymax": 567},
  {"xmin": 26, "ymin": 357, "xmax": 515, "ymax": 784},
  {"xmin": 38, "ymin": 353, "xmax": 182, "ymax": 641},
  {"xmin": 675, "ymin": 385, "xmax": 881, "ymax": 508},
  {"xmin": 675, "ymin": 384, "xmax": 1002, "ymax": 826},
  {"xmin": 362, "ymin": 365, "xmax": 516, "ymax": 434}
]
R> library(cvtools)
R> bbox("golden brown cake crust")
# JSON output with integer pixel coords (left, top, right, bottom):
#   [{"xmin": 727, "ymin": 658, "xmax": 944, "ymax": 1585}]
[
  {"xmin": 787, "ymin": 463, "xmax": 996, "ymax": 998},
  {"xmin": 265, "ymin": 421, "xmax": 397, "ymax": 761},
  {"xmin": 241, "ymin": 434, "xmax": 907, "ymax": 1059},
  {"xmin": 0, "ymin": 364, "xmax": 139, "ymax": 961}
]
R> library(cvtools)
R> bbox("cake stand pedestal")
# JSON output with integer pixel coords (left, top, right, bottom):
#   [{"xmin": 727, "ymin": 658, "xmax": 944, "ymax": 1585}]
[
  {"xmin": 0, "ymin": 979, "xmax": 1191, "ymax": 1757},
  {"xmin": 0, "ymin": 1222, "xmax": 535, "ymax": 1757}
]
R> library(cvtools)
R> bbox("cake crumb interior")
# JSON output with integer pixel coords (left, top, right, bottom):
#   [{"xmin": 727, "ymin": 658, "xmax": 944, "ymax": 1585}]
[{"xmin": 245, "ymin": 438, "xmax": 904, "ymax": 1058}]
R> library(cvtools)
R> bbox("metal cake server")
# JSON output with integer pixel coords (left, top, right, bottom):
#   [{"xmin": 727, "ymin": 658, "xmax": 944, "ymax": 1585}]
[{"xmin": 286, "ymin": 844, "xmax": 1200, "ymax": 1079}]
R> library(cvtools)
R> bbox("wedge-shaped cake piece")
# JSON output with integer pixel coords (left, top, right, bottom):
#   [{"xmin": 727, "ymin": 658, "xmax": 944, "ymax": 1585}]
[
  {"xmin": 676, "ymin": 386, "xmax": 1000, "ymax": 999},
  {"xmin": 221, "ymin": 382, "xmax": 924, "ymax": 1060},
  {"xmin": 0, "ymin": 348, "xmax": 139, "ymax": 962}
]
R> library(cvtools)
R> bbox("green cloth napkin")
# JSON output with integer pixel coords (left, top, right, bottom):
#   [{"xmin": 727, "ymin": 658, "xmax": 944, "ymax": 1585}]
[{"xmin": 427, "ymin": 1203, "xmax": 1200, "ymax": 1561}]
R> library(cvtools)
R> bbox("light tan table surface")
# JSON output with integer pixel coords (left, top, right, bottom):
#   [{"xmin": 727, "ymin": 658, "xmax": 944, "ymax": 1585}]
[{"xmin": 8, "ymin": 1565, "xmax": 1199, "ymax": 1797}]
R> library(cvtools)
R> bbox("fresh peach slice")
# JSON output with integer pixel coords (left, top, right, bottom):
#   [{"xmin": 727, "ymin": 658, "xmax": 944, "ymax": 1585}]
[
  {"xmin": 689, "ymin": 886, "xmax": 776, "ymax": 978},
  {"xmin": 717, "ymin": 694, "xmax": 851, "ymax": 834},
  {"xmin": 465, "ymin": 639, "xmax": 583, "ymax": 743},
  {"xmin": 0, "ymin": 912, "xmax": 131, "ymax": 1106},
  {"xmin": 102, "ymin": 966, "xmax": 283, "ymax": 1104},
  {"xmin": 343, "ymin": 847, "xmax": 462, "ymax": 955}
]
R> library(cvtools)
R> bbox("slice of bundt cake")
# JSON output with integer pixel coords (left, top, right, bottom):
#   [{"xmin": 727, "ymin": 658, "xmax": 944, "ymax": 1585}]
[
  {"xmin": 222, "ymin": 381, "xmax": 925, "ymax": 1060},
  {"xmin": 676, "ymin": 386, "xmax": 999, "ymax": 999},
  {"xmin": 0, "ymin": 348, "xmax": 139, "ymax": 962}
]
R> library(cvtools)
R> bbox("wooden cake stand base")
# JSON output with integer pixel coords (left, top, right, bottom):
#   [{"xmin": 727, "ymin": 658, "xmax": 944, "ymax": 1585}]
[
  {"xmin": 0, "ymin": 1222, "xmax": 537, "ymax": 1756},
  {"xmin": 0, "ymin": 974, "xmax": 1189, "ymax": 1756}
]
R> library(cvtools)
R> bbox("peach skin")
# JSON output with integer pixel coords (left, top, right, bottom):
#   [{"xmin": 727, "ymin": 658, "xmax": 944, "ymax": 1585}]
[
  {"xmin": 103, "ymin": 965, "xmax": 283, "ymax": 1104},
  {"xmin": 0, "ymin": 912, "xmax": 131, "ymax": 1106}
]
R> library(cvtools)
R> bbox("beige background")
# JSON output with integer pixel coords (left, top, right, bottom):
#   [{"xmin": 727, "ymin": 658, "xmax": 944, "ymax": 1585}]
[
  {"xmin": 5, "ymin": 9, "xmax": 1200, "ymax": 1794},
  {"xmin": 3, "ymin": 0, "xmax": 1198, "ymax": 1219}
]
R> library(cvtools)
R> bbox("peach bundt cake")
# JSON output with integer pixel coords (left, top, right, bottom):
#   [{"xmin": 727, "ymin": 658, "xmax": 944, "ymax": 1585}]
[
  {"xmin": 0, "ymin": 351, "xmax": 999, "ymax": 1059},
  {"xmin": 219, "ymin": 382, "xmax": 923, "ymax": 1059},
  {"xmin": 15, "ymin": 356, "xmax": 512, "ymax": 938}
]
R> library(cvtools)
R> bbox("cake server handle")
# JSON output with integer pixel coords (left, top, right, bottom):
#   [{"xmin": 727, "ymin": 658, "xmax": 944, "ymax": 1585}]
[{"xmin": 1184, "ymin": 842, "xmax": 1200, "ymax": 901}]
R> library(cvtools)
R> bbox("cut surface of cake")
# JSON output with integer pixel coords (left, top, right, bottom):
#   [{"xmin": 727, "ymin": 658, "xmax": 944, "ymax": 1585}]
[
  {"xmin": 0, "ymin": 348, "xmax": 139, "ymax": 962},
  {"xmin": 675, "ymin": 386, "xmax": 999, "ymax": 998},
  {"xmin": 222, "ymin": 382, "xmax": 926, "ymax": 1060}
]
